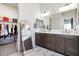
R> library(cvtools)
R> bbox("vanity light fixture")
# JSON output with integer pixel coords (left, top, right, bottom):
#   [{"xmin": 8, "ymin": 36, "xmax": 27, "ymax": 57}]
[{"xmin": 59, "ymin": 3, "xmax": 77, "ymax": 12}]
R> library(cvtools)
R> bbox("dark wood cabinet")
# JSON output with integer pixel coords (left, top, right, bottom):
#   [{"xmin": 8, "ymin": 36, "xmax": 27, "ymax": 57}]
[
  {"xmin": 45, "ymin": 34, "xmax": 54, "ymax": 50},
  {"xmin": 35, "ymin": 33, "xmax": 41, "ymax": 46},
  {"xmin": 40, "ymin": 33, "xmax": 45, "ymax": 47},
  {"xmin": 54, "ymin": 35, "xmax": 65, "ymax": 54},
  {"xmin": 35, "ymin": 33, "xmax": 79, "ymax": 56},
  {"xmin": 35, "ymin": 33, "xmax": 45, "ymax": 47},
  {"xmin": 65, "ymin": 36, "xmax": 79, "ymax": 56}
]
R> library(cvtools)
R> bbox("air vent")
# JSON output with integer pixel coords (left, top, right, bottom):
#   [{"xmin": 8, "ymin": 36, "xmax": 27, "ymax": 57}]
[{"xmin": 64, "ymin": 3, "xmax": 71, "ymax": 6}]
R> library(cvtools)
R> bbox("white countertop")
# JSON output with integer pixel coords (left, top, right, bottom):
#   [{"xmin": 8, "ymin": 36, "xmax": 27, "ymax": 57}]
[{"xmin": 35, "ymin": 31, "xmax": 79, "ymax": 36}]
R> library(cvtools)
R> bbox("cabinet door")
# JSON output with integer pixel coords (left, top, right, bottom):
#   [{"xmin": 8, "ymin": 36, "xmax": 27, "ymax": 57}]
[
  {"xmin": 40, "ymin": 33, "xmax": 45, "ymax": 47},
  {"xmin": 35, "ymin": 33, "xmax": 45, "ymax": 47},
  {"xmin": 45, "ymin": 34, "xmax": 54, "ymax": 50},
  {"xmin": 35, "ymin": 33, "xmax": 41, "ymax": 46},
  {"xmin": 54, "ymin": 36, "xmax": 65, "ymax": 54},
  {"xmin": 65, "ymin": 38, "xmax": 78, "ymax": 56}
]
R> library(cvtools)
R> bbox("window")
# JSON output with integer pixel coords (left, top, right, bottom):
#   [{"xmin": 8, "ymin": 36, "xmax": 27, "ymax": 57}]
[{"xmin": 64, "ymin": 18, "xmax": 73, "ymax": 29}]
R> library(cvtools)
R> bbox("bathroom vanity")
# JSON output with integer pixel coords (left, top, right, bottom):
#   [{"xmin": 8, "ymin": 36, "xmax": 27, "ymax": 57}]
[
  {"xmin": 34, "ymin": 5, "xmax": 79, "ymax": 56},
  {"xmin": 35, "ymin": 32, "xmax": 79, "ymax": 56}
]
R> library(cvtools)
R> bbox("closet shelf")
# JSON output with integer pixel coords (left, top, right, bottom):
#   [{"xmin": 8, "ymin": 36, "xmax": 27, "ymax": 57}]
[{"xmin": 0, "ymin": 21, "xmax": 17, "ymax": 24}]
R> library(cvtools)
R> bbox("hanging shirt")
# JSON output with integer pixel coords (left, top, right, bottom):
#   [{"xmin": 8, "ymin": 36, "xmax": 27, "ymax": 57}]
[
  {"xmin": 1, "ymin": 24, "xmax": 4, "ymax": 36},
  {"xmin": 4, "ymin": 24, "xmax": 8, "ymax": 35},
  {"xmin": 0, "ymin": 23, "xmax": 2, "ymax": 36},
  {"xmin": 6, "ymin": 24, "xmax": 9, "ymax": 35},
  {"xmin": 11, "ymin": 24, "xmax": 13, "ymax": 33}
]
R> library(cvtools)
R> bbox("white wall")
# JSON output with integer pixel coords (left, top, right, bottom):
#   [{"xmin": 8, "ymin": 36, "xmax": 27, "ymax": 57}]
[
  {"xmin": 0, "ymin": 4, "xmax": 18, "ymax": 19},
  {"xmin": 18, "ymin": 3, "xmax": 40, "ymax": 51}
]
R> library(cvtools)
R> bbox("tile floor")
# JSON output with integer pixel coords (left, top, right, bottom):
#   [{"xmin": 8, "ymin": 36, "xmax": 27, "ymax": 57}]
[
  {"xmin": 0, "ymin": 42, "xmax": 64, "ymax": 56},
  {"xmin": 0, "ymin": 42, "xmax": 17, "ymax": 56},
  {"xmin": 10, "ymin": 46, "xmax": 64, "ymax": 56}
]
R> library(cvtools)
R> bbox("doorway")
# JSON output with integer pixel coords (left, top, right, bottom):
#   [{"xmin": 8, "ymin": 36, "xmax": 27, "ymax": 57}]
[{"xmin": 0, "ymin": 3, "xmax": 18, "ymax": 56}]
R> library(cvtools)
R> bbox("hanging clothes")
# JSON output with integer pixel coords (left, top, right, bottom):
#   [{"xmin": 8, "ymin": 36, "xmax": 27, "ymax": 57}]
[
  {"xmin": 4, "ymin": 24, "xmax": 8, "ymax": 35},
  {"xmin": 11, "ymin": 24, "xmax": 13, "ymax": 34},
  {"xmin": 9, "ymin": 24, "xmax": 11, "ymax": 33},
  {"xmin": 6, "ymin": 24, "xmax": 9, "ymax": 35},
  {"xmin": 0, "ymin": 24, "xmax": 2, "ymax": 33},
  {"xmin": 14, "ymin": 25, "xmax": 17, "ymax": 35},
  {"xmin": 1, "ymin": 24, "xmax": 5, "ymax": 36},
  {"xmin": 0, "ymin": 23, "xmax": 2, "ymax": 36}
]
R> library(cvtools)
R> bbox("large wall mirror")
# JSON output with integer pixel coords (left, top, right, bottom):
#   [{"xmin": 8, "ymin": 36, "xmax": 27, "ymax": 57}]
[
  {"xmin": 19, "ymin": 20, "xmax": 32, "ymax": 55},
  {"xmin": 39, "ymin": 9, "xmax": 77, "ymax": 30}
]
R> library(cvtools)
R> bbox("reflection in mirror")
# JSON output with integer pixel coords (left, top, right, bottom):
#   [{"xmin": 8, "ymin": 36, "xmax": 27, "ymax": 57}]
[
  {"xmin": 21, "ymin": 20, "xmax": 31, "ymax": 39},
  {"xmin": 39, "ymin": 8, "xmax": 77, "ymax": 31},
  {"xmin": 64, "ymin": 18, "xmax": 73, "ymax": 30},
  {"xmin": 20, "ymin": 20, "xmax": 30, "ymax": 31},
  {"xmin": 33, "ymin": 18, "xmax": 45, "ymax": 29}
]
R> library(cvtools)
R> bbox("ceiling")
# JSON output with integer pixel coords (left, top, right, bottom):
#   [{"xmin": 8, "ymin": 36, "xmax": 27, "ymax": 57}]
[
  {"xmin": 2, "ymin": 3, "xmax": 18, "ymax": 9},
  {"xmin": 2, "ymin": 3, "xmax": 68, "ymax": 10},
  {"xmin": 40, "ymin": 3, "xmax": 67, "ymax": 13},
  {"xmin": 2, "ymin": 3, "xmax": 70, "ymax": 15}
]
